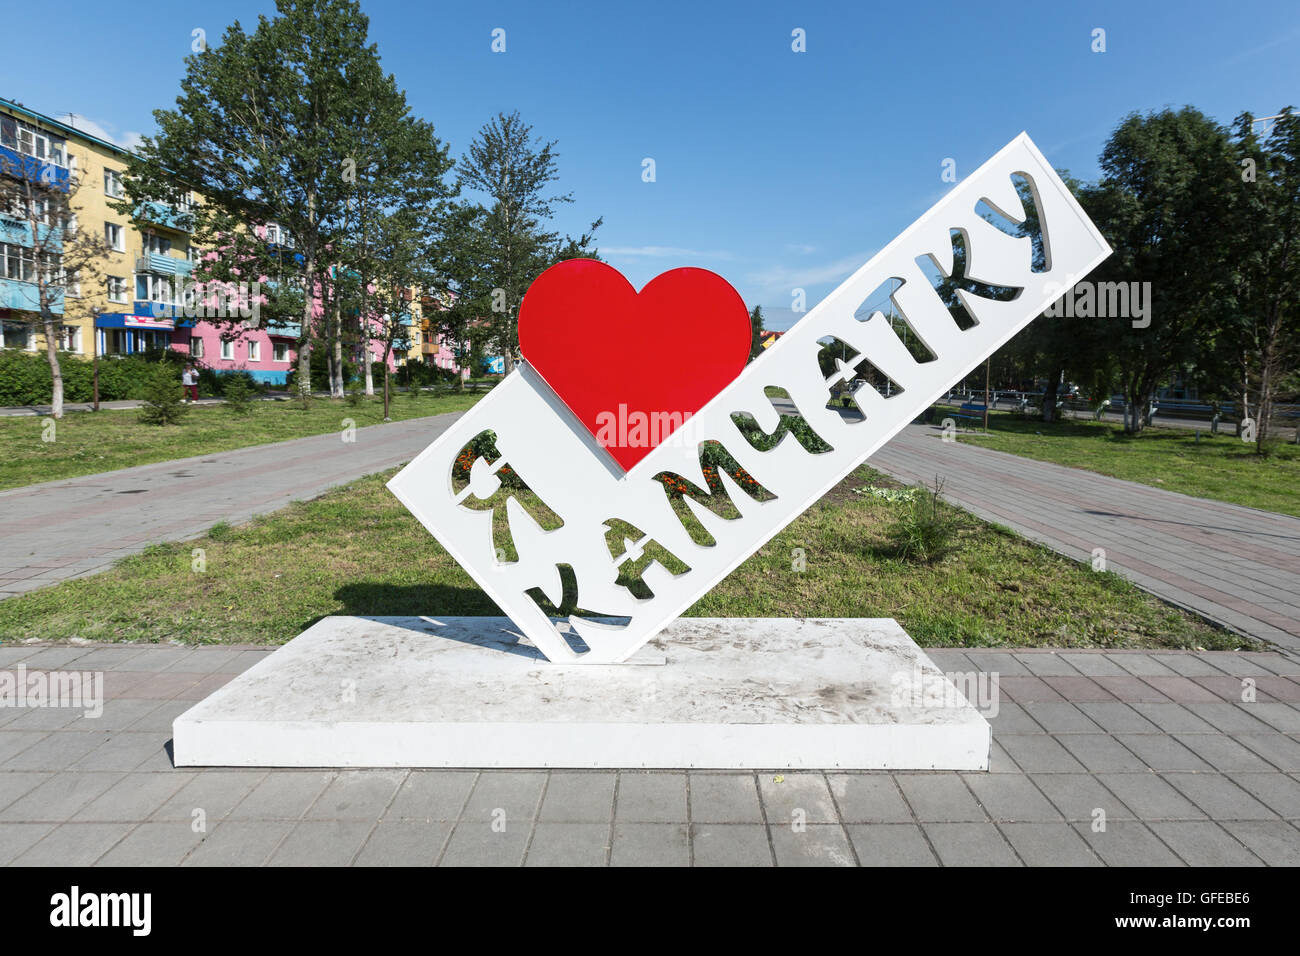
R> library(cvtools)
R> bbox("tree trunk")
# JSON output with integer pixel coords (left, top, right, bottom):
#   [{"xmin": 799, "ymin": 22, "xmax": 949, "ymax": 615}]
[
  {"xmin": 331, "ymin": 294, "xmax": 344, "ymax": 398},
  {"xmin": 362, "ymin": 288, "xmax": 375, "ymax": 396},
  {"xmin": 1256, "ymin": 358, "xmax": 1271, "ymax": 452},
  {"xmin": 1238, "ymin": 352, "xmax": 1253, "ymax": 438},
  {"xmin": 1041, "ymin": 367, "xmax": 1061, "ymax": 424},
  {"xmin": 40, "ymin": 313, "xmax": 64, "ymax": 419},
  {"xmin": 92, "ymin": 317, "xmax": 100, "ymax": 411},
  {"xmin": 297, "ymin": 188, "xmax": 318, "ymax": 398},
  {"xmin": 297, "ymin": 258, "xmax": 314, "ymax": 399},
  {"xmin": 1256, "ymin": 307, "xmax": 1280, "ymax": 453},
  {"xmin": 503, "ymin": 313, "xmax": 515, "ymax": 375},
  {"xmin": 1125, "ymin": 379, "xmax": 1150, "ymax": 435}
]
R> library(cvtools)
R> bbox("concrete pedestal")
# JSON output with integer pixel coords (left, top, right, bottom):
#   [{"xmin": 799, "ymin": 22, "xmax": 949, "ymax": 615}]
[{"xmin": 172, "ymin": 617, "xmax": 990, "ymax": 770}]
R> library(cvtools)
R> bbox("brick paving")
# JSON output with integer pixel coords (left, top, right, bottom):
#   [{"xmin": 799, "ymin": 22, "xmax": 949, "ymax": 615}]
[
  {"xmin": 869, "ymin": 423, "xmax": 1300, "ymax": 651},
  {"xmin": 2, "ymin": 642, "xmax": 1299, "ymax": 866},
  {"xmin": 0, "ymin": 411, "xmax": 463, "ymax": 598}
]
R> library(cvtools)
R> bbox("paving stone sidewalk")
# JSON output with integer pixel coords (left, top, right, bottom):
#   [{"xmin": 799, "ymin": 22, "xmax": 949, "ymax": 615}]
[
  {"xmin": 0, "ymin": 411, "xmax": 462, "ymax": 598},
  {"xmin": 869, "ymin": 423, "xmax": 1300, "ymax": 652},
  {"xmin": 1, "ymin": 642, "xmax": 1298, "ymax": 866}
]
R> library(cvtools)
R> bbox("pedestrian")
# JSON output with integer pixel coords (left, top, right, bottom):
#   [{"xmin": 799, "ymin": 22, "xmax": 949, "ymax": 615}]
[{"xmin": 182, "ymin": 364, "xmax": 199, "ymax": 403}]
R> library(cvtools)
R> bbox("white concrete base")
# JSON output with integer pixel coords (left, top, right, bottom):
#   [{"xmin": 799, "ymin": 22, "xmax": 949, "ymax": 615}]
[{"xmin": 172, "ymin": 617, "xmax": 991, "ymax": 770}]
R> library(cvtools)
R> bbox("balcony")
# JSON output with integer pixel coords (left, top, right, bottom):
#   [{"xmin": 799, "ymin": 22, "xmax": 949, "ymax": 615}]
[
  {"xmin": 0, "ymin": 145, "xmax": 70, "ymax": 194},
  {"xmin": 133, "ymin": 201, "xmax": 193, "ymax": 233},
  {"xmin": 265, "ymin": 320, "xmax": 301, "ymax": 338},
  {"xmin": 0, "ymin": 278, "xmax": 61, "ymax": 314},
  {"xmin": 135, "ymin": 253, "xmax": 193, "ymax": 276},
  {"xmin": 0, "ymin": 216, "xmax": 61, "ymax": 251}
]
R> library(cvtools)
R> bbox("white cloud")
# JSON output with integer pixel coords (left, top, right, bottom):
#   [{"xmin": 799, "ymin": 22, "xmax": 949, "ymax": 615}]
[
  {"xmin": 54, "ymin": 114, "xmax": 144, "ymax": 152},
  {"xmin": 745, "ymin": 249, "xmax": 876, "ymax": 302},
  {"xmin": 603, "ymin": 245, "xmax": 735, "ymax": 260},
  {"xmin": 784, "ymin": 243, "xmax": 817, "ymax": 254}
]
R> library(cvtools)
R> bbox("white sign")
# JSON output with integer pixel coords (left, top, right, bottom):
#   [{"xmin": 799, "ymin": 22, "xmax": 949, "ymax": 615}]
[
  {"xmin": 124, "ymin": 315, "xmax": 175, "ymax": 330},
  {"xmin": 389, "ymin": 133, "xmax": 1111, "ymax": 663}
]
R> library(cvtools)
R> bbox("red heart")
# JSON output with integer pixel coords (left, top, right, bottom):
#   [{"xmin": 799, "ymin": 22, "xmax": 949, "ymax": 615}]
[{"xmin": 519, "ymin": 259, "xmax": 751, "ymax": 472}]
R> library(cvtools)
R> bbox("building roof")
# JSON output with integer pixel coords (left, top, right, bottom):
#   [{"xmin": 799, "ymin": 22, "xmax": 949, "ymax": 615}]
[{"xmin": 0, "ymin": 97, "xmax": 132, "ymax": 159}]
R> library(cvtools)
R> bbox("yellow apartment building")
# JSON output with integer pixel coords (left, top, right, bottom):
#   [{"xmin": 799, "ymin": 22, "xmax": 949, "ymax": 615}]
[{"xmin": 1, "ymin": 97, "xmax": 196, "ymax": 359}]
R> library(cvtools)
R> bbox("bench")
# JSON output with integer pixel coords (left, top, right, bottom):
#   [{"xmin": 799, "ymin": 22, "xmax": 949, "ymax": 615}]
[{"xmin": 947, "ymin": 402, "xmax": 987, "ymax": 423}]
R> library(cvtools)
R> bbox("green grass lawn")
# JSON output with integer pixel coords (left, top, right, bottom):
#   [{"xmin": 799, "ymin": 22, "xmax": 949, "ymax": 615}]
[
  {"xmin": 938, "ymin": 407, "xmax": 1300, "ymax": 517},
  {"xmin": 0, "ymin": 464, "xmax": 1245, "ymax": 651},
  {"xmin": 0, "ymin": 390, "xmax": 484, "ymax": 491}
]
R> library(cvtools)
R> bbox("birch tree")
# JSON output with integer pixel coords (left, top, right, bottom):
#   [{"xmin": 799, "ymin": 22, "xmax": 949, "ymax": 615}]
[{"xmin": 0, "ymin": 150, "xmax": 108, "ymax": 417}]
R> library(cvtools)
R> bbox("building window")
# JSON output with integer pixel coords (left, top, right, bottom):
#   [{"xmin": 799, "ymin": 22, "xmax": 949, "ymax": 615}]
[
  {"xmin": 0, "ymin": 118, "xmax": 66, "ymax": 167},
  {"xmin": 105, "ymin": 223, "xmax": 124, "ymax": 252},
  {"xmin": 5, "ymin": 195, "xmax": 51, "ymax": 225},
  {"xmin": 103, "ymin": 169, "xmax": 124, "ymax": 199},
  {"xmin": 136, "ymin": 273, "xmax": 180, "ymax": 305},
  {"xmin": 1, "ymin": 320, "xmax": 33, "ymax": 349},
  {"xmin": 220, "ymin": 340, "xmax": 234, "ymax": 361},
  {"xmin": 0, "ymin": 242, "xmax": 35, "ymax": 282},
  {"xmin": 142, "ymin": 234, "xmax": 171, "ymax": 255},
  {"xmin": 273, "ymin": 342, "xmax": 289, "ymax": 363},
  {"xmin": 58, "ymin": 325, "xmax": 80, "ymax": 352},
  {"xmin": 264, "ymin": 223, "xmax": 294, "ymax": 248},
  {"xmin": 107, "ymin": 276, "xmax": 127, "ymax": 303},
  {"xmin": 247, "ymin": 340, "xmax": 260, "ymax": 362},
  {"xmin": 190, "ymin": 336, "xmax": 204, "ymax": 358}
]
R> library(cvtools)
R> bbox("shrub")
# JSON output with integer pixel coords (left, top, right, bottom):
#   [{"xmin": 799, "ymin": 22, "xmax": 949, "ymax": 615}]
[
  {"xmin": 451, "ymin": 430, "xmax": 528, "ymax": 489},
  {"xmin": 881, "ymin": 479, "xmax": 957, "ymax": 563},
  {"xmin": 223, "ymin": 372, "xmax": 254, "ymax": 415},
  {"xmin": 0, "ymin": 348, "xmax": 194, "ymax": 404},
  {"xmin": 731, "ymin": 414, "xmax": 832, "ymax": 453},
  {"xmin": 138, "ymin": 363, "xmax": 188, "ymax": 425}
]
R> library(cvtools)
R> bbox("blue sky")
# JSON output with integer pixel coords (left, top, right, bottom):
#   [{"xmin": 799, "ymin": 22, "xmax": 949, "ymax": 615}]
[{"xmin": 5, "ymin": 0, "xmax": 1298, "ymax": 328}]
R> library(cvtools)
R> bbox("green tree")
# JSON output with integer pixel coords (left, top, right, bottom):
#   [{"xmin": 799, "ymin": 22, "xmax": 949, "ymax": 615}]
[
  {"xmin": 748, "ymin": 305, "xmax": 765, "ymax": 359},
  {"xmin": 335, "ymin": 56, "xmax": 456, "ymax": 398},
  {"xmin": 369, "ymin": 209, "xmax": 436, "ymax": 420},
  {"xmin": 0, "ymin": 148, "xmax": 110, "ymax": 418},
  {"xmin": 448, "ymin": 111, "xmax": 599, "ymax": 373},
  {"xmin": 118, "ymin": 0, "xmax": 390, "ymax": 397},
  {"xmin": 1223, "ymin": 108, "xmax": 1300, "ymax": 450},
  {"xmin": 993, "ymin": 173, "xmax": 1116, "ymax": 422},
  {"xmin": 138, "ymin": 362, "xmax": 188, "ymax": 425},
  {"xmin": 1086, "ymin": 108, "xmax": 1238, "ymax": 433}
]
